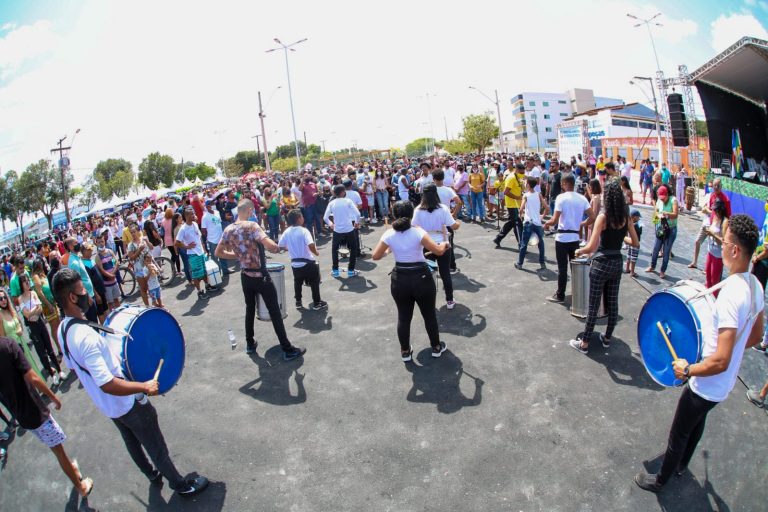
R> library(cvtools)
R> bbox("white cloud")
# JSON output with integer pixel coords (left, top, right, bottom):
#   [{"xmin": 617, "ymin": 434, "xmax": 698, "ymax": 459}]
[
  {"xmin": 1, "ymin": 22, "xmax": 18, "ymax": 32},
  {"xmin": 711, "ymin": 13, "xmax": 768, "ymax": 52},
  {"xmin": 745, "ymin": 0, "xmax": 756, "ymax": 6},
  {"xmin": 0, "ymin": 20, "xmax": 58, "ymax": 80}
]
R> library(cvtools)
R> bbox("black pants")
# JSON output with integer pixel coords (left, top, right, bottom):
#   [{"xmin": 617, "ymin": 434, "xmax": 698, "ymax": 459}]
[
  {"xmin": 432, "ymin": 250, "xmax": 453, "ymax": 302},
  {"xmin": 753, "ymin": 260, "xmax": 768, "ymax": 290},
  {"xmin": 657, "ymin": 385, "xmax": 717, "ymax": 484},
  {"xmin": 332, "ymin": 230, "xmax": 358, "ymax": 271},
  {"xmin": 581, "ymin": 257, "xmax": 622, "ymax": 341},
  {"xmin": 447, "ymin": 226, "xmax": 457, "ymax": 271},
  {"xmin": 390, "ymin": 267, "xmax": 440, "ymax": 351},
  {"xmin": 29, "ymin": 318, "xmax": 61, "ymax": 375},
  {"xmin": 112, "ymin": 399, "xmax": 186, "ymax": 489},
  {"xmin": 167, "ymin": 246, "xmax": 181, "ymax": 273},
  {"xmin": 496, "ymin": 207, "xmax": 521, "ymax": 244},
  {"xmin": 555, "ymin": 240, "xmax": 581, "ymax": 299},
  {"xmin": 114, "ymin": 239, "xmax": 124, "ymax": 260},
  {"xmin": 241, "ymin": 273, "xmax": 291, "ymax": 351},
  {"xmin": 292, "ymin": 263, "xmax": 321, "ymax": 304}
]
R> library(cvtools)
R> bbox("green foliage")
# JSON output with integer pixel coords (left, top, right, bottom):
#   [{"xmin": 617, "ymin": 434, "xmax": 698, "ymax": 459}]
[
  {"xmin": 78, "ymin": 176, "xmax": 100, "ymax": 211},
  {"xmin": 217, "ymin": 157, "xmax": 245, "ymax": 178},
  {"xmin": 93, "ymin": 158, "xmax": 134, "ymax": 200},
  {"xmin": 270, "ymin": 157, "xmax": 297, "ymax": 172},
  {"xmin": 405, "ymin": 138, "xmax": 435, "ymax": 155},
  {"xmin": 695, "ymin": 119, "xmax": 708, "ymax": 137},
  {"xmin": 439, "ymin": 139, "xmax": 472, "ymax": 154},
  {"xmin": 138, "ymin": 152, "xmax": 176, "ymax": 189},
  {"xmin": 184, "ymin": 162, "xmax": 217, "ymax": 182},
  {"xmin": 234, "ymin": 150, "xmax": 264, "ymax": 172},
  {"xmin": 306, "ymin": 144, "xmax": 321, "ymax": 157},
  {"xmin": 272, "ymin": 141, "xmax": 307, "ymax": 160},
  {"xmin": 461, "ymin": 113, "xmax": 499, "ymax": 153},
  {"xmin": 17, "ymin": 159, "xmax": 72, "ymax": 230}
]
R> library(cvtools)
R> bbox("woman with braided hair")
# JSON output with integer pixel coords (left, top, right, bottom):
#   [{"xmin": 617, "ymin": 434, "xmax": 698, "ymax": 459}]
[{"xmin": 570, "ymin": 179, "xmax": 640, "ymax": 354}]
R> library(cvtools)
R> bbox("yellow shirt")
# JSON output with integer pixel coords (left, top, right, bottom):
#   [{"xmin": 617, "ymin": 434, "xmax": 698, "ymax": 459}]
[
  {"xmin": 468, "ymin": 172, "xmax": 485, "ymax": 193},
  {"xmin": 596, "ymin": 161, "xmax": 605, "ymax": 172},
  {"xmin": 122, "ymin": 226, "xmax": 132, "ymax": 246},
  {"xmin": 503, "ymin": 174, "xmax": 524, "ymax": 209}
]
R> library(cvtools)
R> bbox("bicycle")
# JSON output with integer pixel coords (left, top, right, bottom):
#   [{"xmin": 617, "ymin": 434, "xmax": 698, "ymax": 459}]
[
  {"xmin": 154, "ymin": 255, "xmax": 177, "ymax": 288},
  {"xmin": 117, "ymin": 263, "xmax": 136, "ymax": 297}
]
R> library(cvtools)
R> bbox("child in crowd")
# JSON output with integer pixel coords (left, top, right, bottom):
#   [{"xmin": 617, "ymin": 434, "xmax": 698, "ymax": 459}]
[
  {"xmin": 278, "ymin": 209, "xmax": 327, "ymax": 311},
  {"xmin": 625, "ymin": 209, "xmax": 642, "ymax": 277},
  {"xmin": 144, "ymin": 253, "xmax": 164, "ymax": 308}
]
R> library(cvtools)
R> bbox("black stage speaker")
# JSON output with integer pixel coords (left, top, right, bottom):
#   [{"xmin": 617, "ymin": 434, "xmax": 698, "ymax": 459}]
[{"xmin": 667, "ymin": 93, "xmax": 689, "ymax": 147}]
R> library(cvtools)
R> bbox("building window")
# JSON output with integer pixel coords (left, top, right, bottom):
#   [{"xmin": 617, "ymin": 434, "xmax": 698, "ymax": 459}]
[
  {"xmin": 545, "ymin": 127, "xmax": 552, "ymax": 133},
  {"xmin": 543, "ymin": 101, "xmax": 549, "ymax": 107},
  {"xmin": 544, "ymin": 114, "xmax": 551, "ymax": 119},
  {"xmin": 529, "ymin": 101, "xmax": 535, "ymax": 106},
  {"xmin": 560, "ymin": 113, "xmax": 568, "ymax": 117},
  {"xmin": 517, "ymin": 94, "xmax": 523, "ymax": 100},
  {"xmin": 612, "ymin": 118, "xmax": 638, "ymax": 128},
  {"xmin": 558, "ymin": 100, "xmax": 567, "ymax": 104}
]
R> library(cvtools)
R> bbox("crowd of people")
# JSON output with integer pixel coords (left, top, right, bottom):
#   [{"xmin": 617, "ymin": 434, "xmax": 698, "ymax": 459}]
[{"xmin": 1, "ymin": 148, "xmax": 767, "ymax": 503}]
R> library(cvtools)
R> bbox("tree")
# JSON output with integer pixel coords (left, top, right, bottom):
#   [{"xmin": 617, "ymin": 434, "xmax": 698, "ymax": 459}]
[
  {"xmin": 439, "ymin": 139, "xmax": 472, "ymax": 154},
  {"xmin": 17, "ymin": 159, "xmax": 71, "ymax": 230},
  {"xmin": 461, "ymin": 113, "xmax": 499, "ymax": 153},
  {"xmin": 93, "ymin": 158, "xmax": 135, "ymax": 200},
  {"xmin": 138, "ymin": 152, "xmax": 176, "ymax": 189},
  {"xmin": 0, "ymin": 171, "xmax": 28, "ymax": 242},
  {"xmin": 176, "ymin": 160, "xmax": 195, "ymax": 184},
  {"xmin": 272, "ymin": 140, "xmax": 307, "ymax": 160},
  {"xmin": 405, "ymin": 138, "xmax": 435, "ymax": 156},
  {"xmin": 78, "ymin": 177, "xmax": 100, "ymax": 211},
  {"xmin": 217, "ymin": 157, "xmax": 244, "ymax": 178},
  {"xmin": 184, "ymin": 162, "xmax": 217, "ymax": 182},
  {"xmin": 695, "ymin": 119, "xmax": 708, "ymax": 137},
  {"xmin": 233, "ymin": 150, "xmax": 264, "ymax": 172},
  {"xmin": 306, "ymin": 144, "xmax": 321, "ymax": 157}
]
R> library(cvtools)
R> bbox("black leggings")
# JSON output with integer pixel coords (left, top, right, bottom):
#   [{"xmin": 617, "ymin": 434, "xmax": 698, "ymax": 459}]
[
  {"xmin": 390, "ymin": 266, "xmax": 440, "ymax": 351},
  {"xmin": 581, "ymin": 257, "xmax": 622, "ymax": 342},
  {"xmin": 29, "ymin": 318, "xmax": 61, "ymax": 375},
  {"xmin": 114, "ymin": 239, "xmax": 124, "ymax": 260},
  {"xmin": 166, "ymin": 246, "xmax": 181, "ymax": 273},
  {"xmin": 555, "ymin": 240, "xmax": 581, "ymax": 298},
  {"xmin": 753, "ymin": 260, "xmax": 768, "ymax": 290},
  {"xmin": 658, "ymin": 385, "xmax": 717, "ymax": 484},
  {"xmin": 430, "ymin": 250, "xmax": 453, "ymax": 302}
]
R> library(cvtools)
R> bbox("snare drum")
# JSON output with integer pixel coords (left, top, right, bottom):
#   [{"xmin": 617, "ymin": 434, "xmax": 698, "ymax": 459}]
[
  {"xmin": 103, "ymin": 305, "xmax": 186, "ymax": 394},
  {"xmin": 637, "ymin": 280, "xmax": 713, "ymax": 386}
]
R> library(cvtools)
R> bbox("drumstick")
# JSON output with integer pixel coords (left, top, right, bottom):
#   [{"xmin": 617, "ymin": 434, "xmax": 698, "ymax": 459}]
[
  {"xmin": 656, "ymin": 322, "xmax": 679, "ymax": 361},
  {"xmin": 153, "ymin": 359, "xmax": 164, "ymax": 381}
]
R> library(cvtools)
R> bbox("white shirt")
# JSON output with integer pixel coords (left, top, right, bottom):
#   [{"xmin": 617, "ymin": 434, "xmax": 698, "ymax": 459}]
[
  {"xmin": 176, "ymin": 222, "xmax": 204, "ymax": 256},
  {"xmin": 436, "ymin": 185, "xmax": 458, "ymax": 208},
  {"xmin": 291, "ymin": 185, "xmax": 302, "ymax": 204},
  {"xmin": 690, "ymin": 273, "xmax": 764, "ymax": 402},
  {"xmin": 380, "ymin": 226, "xmax": 427, "ymax": 263},
  {"xmin": 412, "ymin": 205, "xmax": 455, "ymax": 244},
  {"xmin": 522, "ymin": 191, "xmax": 542, "ymax": 226},
  {"xmin": 415, "ymin": 174, "xmax": 434, "ymax": 192},
  {"xmin": 554, "ymin": 192, "xmax": 590, "ymax": 243},
  {"xmin": 621, "ymin": 162, "xmax": 633, "ymax": 179},
  {"xmin": 278, "ymin": 226, "xmax": 315, "ymax": 268},
  {"xmin": 397, "ymin": 174, "xmax": 410, "ymax": 199},
  {"xmin": 59, "ymin": 317, "xmax": 135, "ymax": 419},
  {"xmin": 528, "ymin": 167, "xmax": 542, "ymax": 193},
  {"xmin": 443, "ymin": 167, "xmax": 456, "ymax": 187},
  {"xmin": 201, "ymin": 210, "xmax": 224, "ymax": 244},
  {"xmin": 324, "ymin": 197, "xmax": 361, "ymax": 234},
  {"xmin": 346, "ymin": 189, "xmax": 363, "ymax": 207}
]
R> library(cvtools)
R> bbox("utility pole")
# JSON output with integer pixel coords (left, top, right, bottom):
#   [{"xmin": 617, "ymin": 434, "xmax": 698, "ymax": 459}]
[
  {"xmin": 444, "ymin": 116, "xmax": 449, "ymax": 141},
  {"xmin": 50, "ymin": 136, "xmax": 72, "ymax": 227},
  {"xmin": 258, "ymin": 91, "xmax": 272, "ymax": 172},
  {"xmin": 469, "ymin": 86, "xmax": 506, "ymax": 152},
  {"xmin": 320, "ymin": 139, "xmax": 326, "ymax": 153}
]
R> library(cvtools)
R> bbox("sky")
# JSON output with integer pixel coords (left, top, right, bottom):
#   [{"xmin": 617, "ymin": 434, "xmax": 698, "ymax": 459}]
[{"xmin": 0, "ymin": 0, "xmax": 766, "ymax": 186}]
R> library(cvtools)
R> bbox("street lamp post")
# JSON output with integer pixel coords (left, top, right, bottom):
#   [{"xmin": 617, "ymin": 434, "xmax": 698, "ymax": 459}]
[
  {"xmin": 266, "ymin": 38, "xmax": 307, "ymax": 173},
  {"xmin": 469, "ymin": 86, "xmax": 506, "ymax": 153},
  {"xmin": 630, "ymin": 77, "xmax": 664, "ymax": 160}
]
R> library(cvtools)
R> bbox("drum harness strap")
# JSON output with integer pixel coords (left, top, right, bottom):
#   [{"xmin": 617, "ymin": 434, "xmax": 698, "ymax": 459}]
[{"xmin": 61, "ymin": 318, "xmax": 122, "ymax": 377}]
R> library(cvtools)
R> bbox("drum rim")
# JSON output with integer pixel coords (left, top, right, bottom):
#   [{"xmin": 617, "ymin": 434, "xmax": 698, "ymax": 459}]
[{"xmin": 637, "ymin": 288, "xmax": 704, "ymax": 387}]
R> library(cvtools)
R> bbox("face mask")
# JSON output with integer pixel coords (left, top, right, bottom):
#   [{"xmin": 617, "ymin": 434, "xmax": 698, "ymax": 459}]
[{"xmin": 73, "ymin": 292, "xmax": 90, "ymax": 314}]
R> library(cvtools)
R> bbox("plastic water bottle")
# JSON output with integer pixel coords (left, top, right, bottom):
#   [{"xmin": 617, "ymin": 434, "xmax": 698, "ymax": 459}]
[{"xmin": 228, "ymin": 329, "xmax": 237, "ymax": 350}]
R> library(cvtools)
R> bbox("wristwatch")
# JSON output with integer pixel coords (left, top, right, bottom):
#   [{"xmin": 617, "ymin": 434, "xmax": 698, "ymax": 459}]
[{"xmin": 683, "ymin": 364, "xmax": 691, "ymax": 378}]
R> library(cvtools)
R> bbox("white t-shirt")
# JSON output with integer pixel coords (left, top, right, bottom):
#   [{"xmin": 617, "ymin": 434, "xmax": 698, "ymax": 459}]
[
  {"xmin": 690, "ymin": 273, "xmax": 764, "ymax": 402},
  {"xmin": 436, "ymin": 185, "xmax": 458, "ymax": 208},
  {"xmin": 522, "ymin": 191, "xmax": 542, "ymax": 226},
  {"xmin": 397, "ymin": 174, "xmax": 410, "ymax": 200},
  {"xmin": 621, "ymin": 162, "xmax": 633, "ymax": 179},
  {"xmin": 324, "ymin": 197, "xmax": 360, "ymax": 234},
  {"xmin": 554, "ymin": 191, "xmax": 590, "ymax": 243},
  {"xmin": 528, "ymin": 167, "xmax": 542, "ymax": 194},
  {"xmin": 443, "ymin": 167, "xmax": 455, "ymax": 187},
  {"xmin": 176, "ymin": 222, "xmax": 204, "ymax": 256},
  {"xmin": 412, "ymin": 205, "xmax": 455, "ymax": 244},
  {"xmin": 278, "ymin": 226, "xmax": 315, "ymax": 268},
  {"xmin": 380, "ymin": 226, "xmax": 427, "ymax": 263},
  {"xmin": 415, "ymin": 174, "xmax": 434, "ymax": 192},
  {"xmin": 201, "ymin": 210, "xmax": 224, "ymax": 244},
  {"xmin": 346, "ymin": 189, "xmax": 363, "ymax": 207},
  {"xmin": 291, "ymin": 185, "xmax": 302, "ymax": 205},
  {"xmin": 59, "ymin": 317, "xmax": 135, "ymax": 419}
]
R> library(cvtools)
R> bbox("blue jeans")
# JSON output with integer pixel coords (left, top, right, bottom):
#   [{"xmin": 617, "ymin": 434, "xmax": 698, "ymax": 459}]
[
  {"xmin": 651, "ymin": 226, "xmax": 678, "ymax": 272},
  {"xmin": 267, "ymin": 214, "xmax": 280, "ymax": 242},
  {"xmin": 207, "ymin": 240, "xmax": 229, "ymax": 273},
  {"xmin": 375, "ymin": 190, "xmax": 389, "ymax": 218},
  {"xmin": 470, "ymin": 191, "xmax": 485, "ymax": 219},
  {"xmin": 302, "ymin": 204, "xmax": 321, "ymax": 237},
  {"xmin": 178, "ymin": 248, "xmax": 191, "ymax": 282},
  {"xmin": 458, "ymin": 194, "xmax": 469, "ymax": 218},
  {"xmin": 518, "ymin": 223, "xmax": 545, "ymax": 265}
]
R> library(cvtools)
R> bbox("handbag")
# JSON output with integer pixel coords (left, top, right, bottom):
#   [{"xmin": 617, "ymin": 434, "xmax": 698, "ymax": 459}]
[{"xmin": 656, "ymin": 217, "xmax": 670, "ymax": 240}]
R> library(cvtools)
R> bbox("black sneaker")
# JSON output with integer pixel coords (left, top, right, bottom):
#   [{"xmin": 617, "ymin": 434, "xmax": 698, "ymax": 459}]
[
  {"xmin": 149, "ymin": 470, "xmax": 163, "ymax": 486},
  {"xmin": 283, "ymin": 346, "xmax": 306, "ymax": 361},
  {"xmin": 176, "ymin": 475, "xmax": 209, "ymax": 497},
  {"xmin": 514, "ymin": 262, "xmax": 522, "ymax": 270},
  {"xmin": 205, "ymin": 284, "xmax": 216, "ymax": 291},
  {"xmin": 547, "ymin": 293, "xmax": 565, "ymax": 303},
  {"xmin": 449, "ymin": 267, "xmax": 459, "ymax": 275},
  {"xmin": 198, "ymin": 290, "xmax": 208, "ymax": 300},
  {"xmin": 295, "ymin": 300, "xmax": 303, "ymax": 310},
  {"xmin": 245, "ymin": 342, "xmax": 257, "ymax": 355},
  {"xmin": 311, "ymin": 301, "xmax": 328, "ymax": 310},
  {"xmin": 401, "ymin": 348, "xmax": 413, "ymax": 362},
  {"xmin": 493, "ymin": 238, "xmax": 501, "ymax": 248},
  {"xmin": 634, "ymin": 471, "xmax": 663, "ymax": 493},
  {"xmin": 600, "ymin": 334, "xmax": 611, "ymax": 348},
  {"xmin": 431, "ymin": 341, "xmax": 447, "ymax": 358}
]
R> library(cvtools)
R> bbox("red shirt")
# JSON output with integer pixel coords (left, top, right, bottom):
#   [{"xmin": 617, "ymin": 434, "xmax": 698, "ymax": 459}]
[{"xmin": 709, "ymin": 190, "xmax": 731, "ymax": 220}]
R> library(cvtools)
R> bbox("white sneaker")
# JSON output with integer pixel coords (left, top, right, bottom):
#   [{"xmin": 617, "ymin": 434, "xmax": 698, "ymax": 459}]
[
  {"xmin": 59, "ymin": 371, "xmax": 68, "ymax": 381},
  {"xmin": 447, "ymin": 300, "xmax": 456, "ymax": 310},
  {"xmin": 52, "ymin": 374, "xmax": 61, "ymax": 386}
]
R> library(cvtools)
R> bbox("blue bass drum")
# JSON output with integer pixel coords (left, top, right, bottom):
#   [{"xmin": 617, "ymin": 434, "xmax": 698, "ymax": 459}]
[
  {"xmin": 637, "ymin": 280, "xmax": 713, "ymax": 387},
  {"xmin": 103, "ymin": 305, "xmax": 186, "ymax": 394}
]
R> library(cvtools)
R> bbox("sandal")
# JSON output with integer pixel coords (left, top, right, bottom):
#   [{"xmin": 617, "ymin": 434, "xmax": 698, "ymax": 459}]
[
  {"xmin": 687, "ymin": 263, "xmax": 696, "ymax": 269},
  {"xmin": 80, "ymin": 477, "xmax": 94, "ymax": 498}
]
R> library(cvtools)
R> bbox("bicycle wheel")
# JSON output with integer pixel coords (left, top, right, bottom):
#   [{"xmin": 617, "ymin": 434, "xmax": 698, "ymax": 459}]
[
  {"xmin": 119, "ymin": 267, "xmax": 136, "ymax": 296},
  {"xmin": 155, "ymin": 256, "xmax": 175, "ymax": 288}
]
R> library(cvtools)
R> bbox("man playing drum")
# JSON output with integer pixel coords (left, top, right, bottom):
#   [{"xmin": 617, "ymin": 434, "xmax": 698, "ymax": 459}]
[
  {"xmin": 635, "ymin": 214, "xmax": 764, "ymax": 492},
  {"xmin": 53, "ymin": 268, "xmax": 209, "ymax": 497}
]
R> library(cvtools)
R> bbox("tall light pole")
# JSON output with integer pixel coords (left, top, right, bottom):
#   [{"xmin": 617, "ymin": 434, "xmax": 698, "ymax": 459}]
[
  {"xmin": 630, "ymin": 78, "xmax": 663, "ymax": 160},
  {"xmin": 50, "ymin": 128, "xmax": 79, "ymax": 227},
  {"xmin": 469, "ymin": 86, "xmax": 505, "ymax": 152},
  {"xmin": 266, "ymin": 38, "xmax": 307, "ymax": 173},
  {"xmin": 418, "ymin": 93, "xmax": 437, "ymax": 154}
]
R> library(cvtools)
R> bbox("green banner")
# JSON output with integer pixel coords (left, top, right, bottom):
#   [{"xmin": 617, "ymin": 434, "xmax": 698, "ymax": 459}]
[{"xmin": 710, "ymin": 175, "xmax": 768, "ymax": 201}]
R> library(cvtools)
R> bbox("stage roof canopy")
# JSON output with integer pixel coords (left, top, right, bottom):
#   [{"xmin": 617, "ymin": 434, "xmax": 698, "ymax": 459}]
[{"xmin": 689, "ymin": 37, "xmax": 768, "ymax": 106}]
